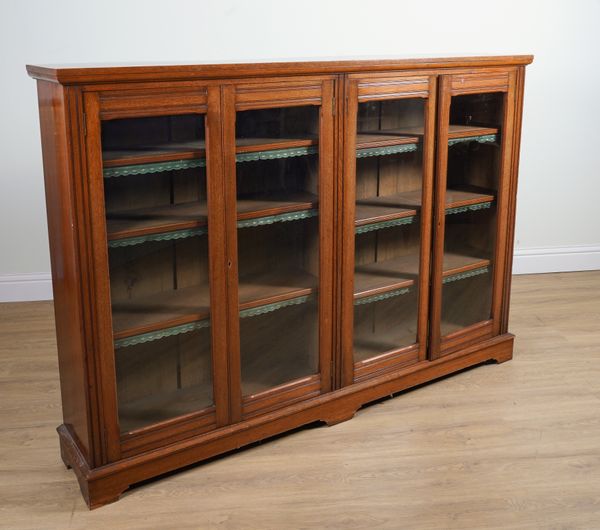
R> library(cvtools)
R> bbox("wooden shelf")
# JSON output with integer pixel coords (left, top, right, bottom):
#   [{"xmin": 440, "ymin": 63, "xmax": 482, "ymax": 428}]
[
  {"xmin": 380, "ymin": 124, "xmax": 498, "ymax": 141},
  {"xmin": 354, "ymin": 187, "xmax": 494, "ymax": 233},
  {"xmin": 442, "ymin": 251, "xmax": 491, "ymax": 279},
  {"xmin": 353, "ymin": 250, "xmax": 490, "ymax": 306},
  {"xmin": 445, "ymin": 187, "xmax": 495, "ymax": 209},
  {"xmin": 447, "ymin": 124, "xmax": 498, "ymax": 139},
  {"xmin": 107, "ymin": 202, "xmax": 208, "ymax": 241},
  {"xmin": 355, "ymin": 193, "xmax": 419, "ymax": 229},
  {"xmin": 235, "ymin": 137, "xmax": 317, "ymax": 154},
  {"xmin": 119, "ymin": 385, "xmax": 213, "ymax": 434},
  {"xmin": 113, "ymin": 267, "xmax": 317, "ymax": 344},
  {"xmin": 356, "ymin": 132, "xmax": 420, "ymax": 150},
  {"xmin": 112, "ymin": 284, "xmax": 211, "ymax": 341},
  {"xmin": 238, "ymin": 267, "xmax": 317, "ymax": 313},
  {"xmin": 103, "ymin": 137, "xmax": 318, "ymax": 176},
  {"xmin": 354, "ymin": 125, "xmax": 497, "ymax": 157},
  {"xmin": 107, "ymin": 192, "xmax": 318, "ymax": 243},
  {"xmin": 354, "ymin": 329, "xmax": 417, "ymax": 363},
  {"xmin": 103, "ymin": 140, "xmax": 205, "ymax": 168},
  {"xmin": 354, "ymin": 254, "xmax": 419, "ymax": 303}
]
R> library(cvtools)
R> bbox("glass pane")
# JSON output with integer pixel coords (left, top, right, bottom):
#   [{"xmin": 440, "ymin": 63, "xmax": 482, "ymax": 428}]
[
  {"xmin": 353, "ymin": 98, "xmax": 425, "ymax": 362},
  {"xmin": 101, "ymin": 114, "xmax": 213, "ymax": 433},
  {"xmin": 441, "ymin": 93, "xmax": 504, "ymax": 336},
  {"xmin": 234, "ymin": 106, "xmax": 320, "ymax": 396}
]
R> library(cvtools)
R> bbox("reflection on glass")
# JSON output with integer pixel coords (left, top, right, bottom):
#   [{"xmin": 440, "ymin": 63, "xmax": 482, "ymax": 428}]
[
  {"xmin": 235, "ymin": 106, "xmax": 320, "ymax": 396},
  {"xmin": 352, "ymin": 98, "xmax": 424, "ymax": 362},
  {"xmin": 102, "ymin": 114, "xmax": 213, "ymax": 433},
  {"xmin": 441, "ymin": 93, "xmax": 503, "ymax": 336}
]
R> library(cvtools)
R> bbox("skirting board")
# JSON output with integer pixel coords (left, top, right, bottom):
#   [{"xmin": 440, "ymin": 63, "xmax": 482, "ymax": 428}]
[
  {"xmin": 513, "ymin": 245, "xmax": 600, "ymax": 275},
  {"xmin": 0, "ymin": 246, "xmax": 599, "ymax": 302},
  {"xmin": 0, "ymin": 272, "xmax": 53, "ymax": 302}
]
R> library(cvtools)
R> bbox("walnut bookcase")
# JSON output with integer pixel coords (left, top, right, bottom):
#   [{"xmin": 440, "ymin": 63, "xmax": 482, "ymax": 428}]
[{"xmin": 27, "ymin": 55, "xmax": 532, "ymax": 508}]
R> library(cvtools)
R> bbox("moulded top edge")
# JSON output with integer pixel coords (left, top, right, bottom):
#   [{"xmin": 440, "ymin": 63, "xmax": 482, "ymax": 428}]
[{"xmin": 26, "ymin": 55, "xmax": 534, "ymax": 85}]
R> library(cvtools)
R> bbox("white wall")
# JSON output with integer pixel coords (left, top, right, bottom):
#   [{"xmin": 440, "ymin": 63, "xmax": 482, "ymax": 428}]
[{"xmin": 1, "ymin": 0, "xmax": 599, "ymax": 301}]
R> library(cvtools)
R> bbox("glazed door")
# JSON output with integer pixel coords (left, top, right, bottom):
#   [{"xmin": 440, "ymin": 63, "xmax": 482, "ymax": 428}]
[
  {"xmin": 340, "ymin": 75, "xmax": 436, "ymax": 385},
  {"xmin": 222, "ymin": 78, "xmax": 335, "ymax": 421},
  {"xmin": 84, "ymin": 86, "xmax": 229, "ymax": 459},
  {"xmin": 430, "ymin": 71, "xmax": 517, "ymax": 357}
]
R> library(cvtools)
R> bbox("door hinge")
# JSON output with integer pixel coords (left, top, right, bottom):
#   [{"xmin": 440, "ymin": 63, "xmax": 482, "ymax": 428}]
[{"xmin": 82, "ymin": 112, "xmax": 87, "ymax": 137}]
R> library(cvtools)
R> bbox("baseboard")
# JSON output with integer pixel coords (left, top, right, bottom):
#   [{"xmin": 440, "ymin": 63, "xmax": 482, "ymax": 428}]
[
  {"xmin": 1, "ymin": 247, "xmax": 598, "ymax": 302},
  {"xmin": 513, "ymin": 245, "xmax": 600, "ymax": 275},
  {"xmin": 0, "ymin": 272, "xmax": 53, "ymax": 302}
]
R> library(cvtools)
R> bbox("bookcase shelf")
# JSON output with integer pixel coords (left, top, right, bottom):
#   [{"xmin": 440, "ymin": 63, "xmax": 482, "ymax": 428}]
[
  {"xmin": 113, "ymin": 266, "xmax": 317, "ymax": 348},
  {"xmin": 354, "ymin": 187, "xmax": 494, "ymax": 234},
  {"xmin": 107, "ymin": 192, "xmax": 319, "ymax": 245},
  {"xmin": 352, "ymin": 124, "xmax": 498, "ymax": 160},
  {"xmin": 353, "ymin": 251, "xmax": 490, "ymax": 307},
  {"xmin": 103, "ymin": 138, "xmax": 318, "ymax": 177}
]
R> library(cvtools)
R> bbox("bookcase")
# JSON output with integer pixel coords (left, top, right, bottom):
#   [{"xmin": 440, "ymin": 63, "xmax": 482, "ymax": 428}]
[{"xmin": 27, "ymin": 55, "xmax": 532, "ymax": 508}]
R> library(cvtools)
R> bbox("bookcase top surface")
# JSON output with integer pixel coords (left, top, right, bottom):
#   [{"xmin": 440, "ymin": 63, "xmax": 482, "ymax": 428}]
[{"xmin": 26, "ymin": 54, "xmax": 533, "ymax": 85}]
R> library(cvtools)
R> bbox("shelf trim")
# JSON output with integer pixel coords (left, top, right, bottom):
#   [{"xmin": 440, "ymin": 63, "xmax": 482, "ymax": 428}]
[
  {"xmin": 443, "ymin": 265, "xmax": 489, "ymax": 284},
  {"xmin": 239, "ymin": 294, "xmax": 314, "ymax": 319},
  {"xmin": 108, "ymin": 207, "xmax": 318, "ymax": 247},
  {"xmin": 448, "ymin": 134, "xmax": 497, "ymax": 147},
  {"xmin": 236, "ymin": 146, "xmax": 318, "ymax": 163},
  {"xmin": 114, "ymin": 319, "xmax": 211, "ymax": 349},
  {"xmin": 108, "ymin": 227, "xmax": 207, "ymax": 248},
  {"xmin": 355, "ymin": 215, "xmax": 415, "ymax": 234},
  {"xmin": 354, "ymin": 287, "xmax": 411, "ymax": 306},
  {"xmin": 115, "ymin": 293, "xmax": 315, "ymax": 348},
  {"xmin": 237, "ymin": 208, "xmax": 318, "ymax": 228},
  {"xmin": 103, "ymin": 159, "xmax": 206, "ymax": 178},
  {"xmin": 445, "ymin": 201, "xmax": 492, "ymax": 216},
  {"xmin": 356, "ymin": 143, "xmax": 418, "ymax": 158}
]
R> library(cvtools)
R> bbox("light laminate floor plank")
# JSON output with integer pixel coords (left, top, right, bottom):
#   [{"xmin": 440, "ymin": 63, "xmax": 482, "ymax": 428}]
[{"xmin": 0, "ymin": 271, "xmax": 599, "ymax": 529}]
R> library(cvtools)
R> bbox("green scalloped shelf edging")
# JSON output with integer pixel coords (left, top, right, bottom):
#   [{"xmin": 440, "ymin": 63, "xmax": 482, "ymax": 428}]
[
  {"xmin": 354, "ymin": 287, "xmax": 411, "ymax": 306},
  {"xmin": 114, "ymin": 293, "xmax": 315, "ymax": 347},
  {"xmin": 239, "ymin": 294, "xmax": 314, "ymax": 319},
  {"xmin": 114, "ymin": 319, "xmax": 211, "ymax": 349},
  {"xmin": 356, "ymin": 143, "xmax": 418, "ymax": 159},
  {"xmin": 108, "ymin": 227, "xmax": 207, "ymax": 248},
  {"xmin": 237, "ymin": 209, "xmax": 318, "ymax": 228},
  {"xmin": 355, "ymin": 215, "xmax": 415, "ymax": 234},
  {"xmin": 448, "ymin": 134, "xmax": 497, "ymax": 147},
  {"xmin": 236, "ymin": 146, "xmax": 318, "ymax": 163},
  {"xmin": 443, "ymin": 266, "xmax": 489, "ymax": 284},
  {"xmin": 445, "ymin": 201, "xmax": 492, "ymax": 216},
  {"xmin": 103, "ymin": 159, "xmax": 206, "ymax": 178}
]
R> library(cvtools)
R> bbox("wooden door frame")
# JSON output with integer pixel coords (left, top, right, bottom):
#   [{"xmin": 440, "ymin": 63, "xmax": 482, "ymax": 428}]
[
  {"xmin": 220, "ymin": 75, "xmax": 337, "ymax": 422},
  {"xmin": 339, "ymin": 73, "xmax": 437, "ymax": 387},
  {"xmin": 82, "ymin": 83, "xmax": 230, "ymax": 461},
  {"xmin": 429, "ymin": 70, "xmax": 518, "ymax": 359}
]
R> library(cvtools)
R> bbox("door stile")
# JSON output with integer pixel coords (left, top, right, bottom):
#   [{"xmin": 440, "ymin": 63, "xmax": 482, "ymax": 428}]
[
  {"xmin": 220, "ymin": 84, "xmax": 244, "ymax": 424},
  {"xmin": 318, "ymin": 79, "xmax": 335, "ymax": 394},
  {"xmin": 416, "ymin": 75, "xmax": 437, "ymax": 361},
  {"xmin": 428, "ymin": 75, "xmax": 452, "ymax": 360},
  {"xmin": 501, "ymin": 67, "xmax": 527, "ymax": 334},
  {"xmin": 340, "ymin": 79, "xmax": 359, "ymax": 388},
  {"xmin": 490, "ymin": 72, "xmax": 517, "ymax": 336},
  {"xmin": 83, "ymin": 91, "xmax": 122, "ymax": 462},
  {"xmin": 332, "ymin": 74, "xmax": 347, "ymax": 391},
  {"xmin": 205, "ymin": 85, "xmax": 231, "ymax": 427}
]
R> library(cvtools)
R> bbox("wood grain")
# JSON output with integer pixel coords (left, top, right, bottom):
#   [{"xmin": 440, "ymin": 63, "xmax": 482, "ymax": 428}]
[
  {"xmin": 28, "ymin": 57, "xmax": 532, "ymax": 510},
  {"xmin": 25, "ymin": 55, "xmax": 533, "ymax": 84},
  {"xmin": 1, "ymin": 271, "xmax": 599, "ymax": 527}
]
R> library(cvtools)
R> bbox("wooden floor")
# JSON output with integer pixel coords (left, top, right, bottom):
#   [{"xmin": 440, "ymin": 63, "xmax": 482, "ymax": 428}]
[{"xmin": 1, "ymin": 271, "xmax": 599, "ymax": 529}]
